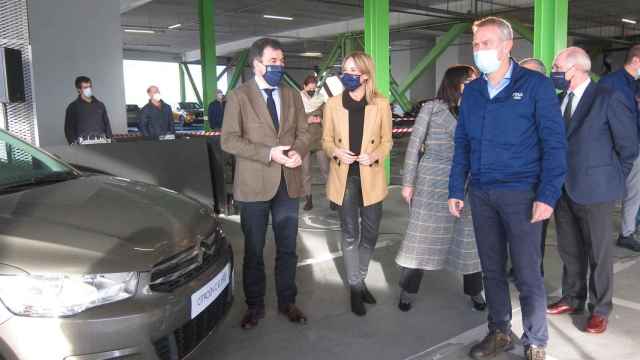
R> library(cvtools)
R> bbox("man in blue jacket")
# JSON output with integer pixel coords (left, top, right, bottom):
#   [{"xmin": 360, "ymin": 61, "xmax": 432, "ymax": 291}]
[
  {"xmin": 599, "ymin": 45, "xmax": 640, "ymax": 252},
  {"xmin": 546, "ymin": 47, "xmax": 638, "ymax": 334},
  {"xmin": 448, "ymin": 17, "xmax": 567, "ymax": 360}
]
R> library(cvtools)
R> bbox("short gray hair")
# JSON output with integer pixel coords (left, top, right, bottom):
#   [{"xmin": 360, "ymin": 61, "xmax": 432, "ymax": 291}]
[
  {"xmin": 473, "ymin": 17, "xmax": 514, "ymax": 41},
  {"xmin": 558, "ymin": 47, "xmax": 592, "ymax": 72},
  {"xmin": 519, "ymin": 58, "xmax": 547, "ymax": 74}
]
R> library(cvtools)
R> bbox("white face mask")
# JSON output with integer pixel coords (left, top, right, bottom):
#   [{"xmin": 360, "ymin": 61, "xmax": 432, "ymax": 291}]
[
  {"xmin": 152, "ymin": 93, "xmax": 162, "ymax": 102},
  {"xmin": 82, "ymin": 87, "xmax": 93, "ymax": 98},
  {"xmin": 473, "ymin": 49, "xmax": 502, "ymax": 75}
]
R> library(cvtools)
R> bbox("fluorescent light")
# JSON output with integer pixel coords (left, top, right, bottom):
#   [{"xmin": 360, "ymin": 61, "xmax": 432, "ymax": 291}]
[
  {"xmin": 124, "ymin": 29, "xmax": 155, "ymax": 34},
  {"xmin": 263, "ymin": 14, "xmax": 293, "ymax": 21},
  {"xmin": 168, "ymin": 23, "xmax": 182, "ymax": 29},
  {"xmin": 622, "ymin": 18, "xmax": 637, "ymax": 25},
  {"xmin": 299, "ymin": 52, "xmax": 323, "ymax": 57}
]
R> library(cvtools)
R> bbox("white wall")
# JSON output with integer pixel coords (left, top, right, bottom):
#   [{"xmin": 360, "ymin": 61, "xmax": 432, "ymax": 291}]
[{"xmin": 29, "ymin": 0, "xmax": 126, "ymax": 146}]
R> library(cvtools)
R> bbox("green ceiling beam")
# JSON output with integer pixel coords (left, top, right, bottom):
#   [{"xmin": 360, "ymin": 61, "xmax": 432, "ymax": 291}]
[
  {"xmin": 179, "ymin": 63, "xmax": 186, "ymax": 103},
  {"xmin": 508, "ymin": 17, "xmax": 534, "ymax": 43},
  {"xmin": 398, "ymin": 22, "xmax": 470, "ymax": 95},
  {"xmin": 227, "ymin": 49, "xmax": 248, "ymax": 91}
]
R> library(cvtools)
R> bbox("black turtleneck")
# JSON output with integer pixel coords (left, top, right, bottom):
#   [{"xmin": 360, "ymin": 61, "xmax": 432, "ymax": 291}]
[{"xmin": 342, "ymin": 91, "xmax": 367, "ymax": 177}]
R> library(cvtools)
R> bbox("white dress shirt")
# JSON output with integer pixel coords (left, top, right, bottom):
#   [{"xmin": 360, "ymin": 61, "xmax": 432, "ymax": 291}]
[{"xmin": 561, "ymin": 78, "xmax": 591, "ymax": 117}]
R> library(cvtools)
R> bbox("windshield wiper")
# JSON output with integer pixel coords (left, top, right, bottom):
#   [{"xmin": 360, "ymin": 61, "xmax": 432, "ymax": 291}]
[{"xmin": 0, "ymin": 171, "xmax": 79, "ymax": 193}]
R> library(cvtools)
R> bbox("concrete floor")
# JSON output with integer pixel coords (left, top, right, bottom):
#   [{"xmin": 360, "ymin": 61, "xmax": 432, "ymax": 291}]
[{"xmin": 193, "ymin": 138, "xmax": 640, "ymax": 360}]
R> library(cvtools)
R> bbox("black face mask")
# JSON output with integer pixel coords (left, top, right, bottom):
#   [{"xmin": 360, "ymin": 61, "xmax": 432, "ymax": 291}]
[{"xmin": 306, "ymin": 90, "xmax": 315, "ymax": 96}]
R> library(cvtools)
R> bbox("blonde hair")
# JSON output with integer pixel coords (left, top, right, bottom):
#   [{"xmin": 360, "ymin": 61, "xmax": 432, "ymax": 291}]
[
  {"xmin": 473, "ymin": 17, "xmax": 513, "ymax": 41},
  {"xmin": 342, "ymin": 51, "xmax": 383, "ymax": 104}
]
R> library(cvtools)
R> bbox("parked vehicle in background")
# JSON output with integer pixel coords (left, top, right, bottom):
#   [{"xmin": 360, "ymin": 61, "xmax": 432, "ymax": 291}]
[
  {"xmin": 126, "ymin": 104, "xmax": 140, "ymax": 130},
  {"xmin": 0, "ymin": 129, "xmax": 234, "ymax": 360},
  {"xmin": 177, "ymin": 102, "xmax": 205, "ymax": 126}
]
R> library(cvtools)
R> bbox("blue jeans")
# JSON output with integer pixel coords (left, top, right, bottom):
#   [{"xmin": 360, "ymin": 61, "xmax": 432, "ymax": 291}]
[
  {"xmin": 469, "ymin": 187, "xmax": 548, "ymax": 347},
  {"xmin": 238, "ymin": 178, "xmax": 299, "ymax": 308}
]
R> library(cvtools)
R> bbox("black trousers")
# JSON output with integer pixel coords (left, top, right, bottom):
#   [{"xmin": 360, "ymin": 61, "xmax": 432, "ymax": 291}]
[
  {"xmin": 238, "ymin": 178, "xmax": 299, "ymax": 308},
  {"xmin": 338, "ymin": 176, "xmax": 383, "ymax": 287},
  {"xmin": 555, "ymin": 192, "xmax": 615, "ymax": 317},
  {"xmin": 399, "ymin": 267, "xmax": 483, "ymax": 296}
]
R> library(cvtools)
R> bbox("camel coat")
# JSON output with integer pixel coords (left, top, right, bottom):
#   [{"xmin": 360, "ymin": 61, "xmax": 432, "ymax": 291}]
[{"xmin": 322, "ymin": 94, "xmax": 393, "ymax": 206}]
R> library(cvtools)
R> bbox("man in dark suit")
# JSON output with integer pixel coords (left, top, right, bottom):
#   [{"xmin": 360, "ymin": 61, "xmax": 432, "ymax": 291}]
[
  {"xmin": 221, "ymin": 38, "xmax": 309, "ymax": 329},
  {"xmin": 547, "ymin": 47, "xmax": 639, "ymax": 334}
]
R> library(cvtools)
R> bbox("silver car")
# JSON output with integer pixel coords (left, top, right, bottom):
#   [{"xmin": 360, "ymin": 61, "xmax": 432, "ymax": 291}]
[{"xmin": 0, "ymin": 129, "xmax": 233, "ymax": 360}]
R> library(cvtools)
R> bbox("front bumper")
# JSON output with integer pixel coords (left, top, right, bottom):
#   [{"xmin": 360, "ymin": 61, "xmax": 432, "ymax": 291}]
[{"xmin": 0, "ymin": 245, "xmax": 233, "ymax": 360}]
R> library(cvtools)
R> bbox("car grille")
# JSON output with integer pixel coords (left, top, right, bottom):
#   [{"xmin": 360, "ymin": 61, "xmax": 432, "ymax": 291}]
[
  {"xmin": 153, "ymin": 286, "xmax": 230, "ymax": 360},
  {"xmin": 150, "ymin": 229, "xmax": 224, "ymax": 293}
]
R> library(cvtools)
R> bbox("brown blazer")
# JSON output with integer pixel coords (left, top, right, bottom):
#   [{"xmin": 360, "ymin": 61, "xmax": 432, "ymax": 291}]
[
  {"xmin": 322, "ymin": 94, "xmax": 393, "ymax": 206},
  {"xmin": 221, "ymin": 79, "xmax": 309, "ymax": 202}
]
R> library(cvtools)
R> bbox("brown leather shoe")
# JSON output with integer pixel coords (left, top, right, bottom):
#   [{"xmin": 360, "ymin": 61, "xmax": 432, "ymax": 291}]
[
  {"xmin": 547, "ymin": 299, "xmax": 582, "ymax": 315},
  {"xmin": 469, "ymin": 330, "xmax": 514, "ymax": 359},
  {"xmin": 585, "ymin": 314, "xmax": 608, "ymax": 334},
  {"xmin": 279, "ymin": 304, "xmax": 308, "ymax": 324},
  {"xmin": 240, "ymin": 306, "xmax": 265, "ymax": 330}
]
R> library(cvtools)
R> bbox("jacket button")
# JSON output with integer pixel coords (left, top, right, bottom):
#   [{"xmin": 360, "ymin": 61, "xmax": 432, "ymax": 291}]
[
  {"xmin": 338, "ymin": 139, "xmax": 342, "ymax": 143},
  {"xmin": 371, "ymin": 140, "xmax": 375, "ymax": 144}
]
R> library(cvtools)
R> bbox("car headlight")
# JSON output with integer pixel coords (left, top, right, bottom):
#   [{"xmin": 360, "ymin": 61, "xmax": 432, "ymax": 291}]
[{"xmin": 0, "ymin": 272, "xmax": 138, "ymax": 317}]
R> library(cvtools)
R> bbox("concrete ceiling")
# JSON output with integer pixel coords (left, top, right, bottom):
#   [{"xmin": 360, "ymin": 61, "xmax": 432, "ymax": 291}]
[{"xmin": 120, "ymin": 0, "xmax": 640, "ymax": 63}]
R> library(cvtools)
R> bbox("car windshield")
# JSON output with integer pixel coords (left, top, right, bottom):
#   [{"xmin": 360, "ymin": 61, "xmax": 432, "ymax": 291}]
[{"xmin": 0, "ymin": 130, "xmax": 78, "ymax": 190}]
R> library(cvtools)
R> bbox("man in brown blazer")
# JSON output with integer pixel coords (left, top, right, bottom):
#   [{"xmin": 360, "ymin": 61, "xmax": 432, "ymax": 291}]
[{"xmin": 221, "ymin": 38, "xmax": 309, "ymax": 329}]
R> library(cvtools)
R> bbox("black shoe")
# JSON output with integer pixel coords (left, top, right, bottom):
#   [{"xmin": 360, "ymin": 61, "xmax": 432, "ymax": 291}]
[
  {"xmin": 617, "ymin": 233, "xmax": 640, "ymax": 252},
  {"xmin": 303, "ymin": 195, "xmax": 313, "ymax": 211},
  {"xmin": 398, "ymin": 299, "xmax": 412, "ymax": 312},
  {"xmin": 469, "ymin": 330, "xmax": 514, "ymax": 359},
  {"xmin": 350, "ymin": 287, "xmax": 366, "ymax": 316},
  {"xmin": 361, "ymin": 283, "xmax": 377, "ymax": 304},
  {"xmin": 330, "ymin": 202, "xmax": 338, "ymax": 211},
  {"xmin": 471, "ymin": 294, "xmax": 487, "ymax": 311}
]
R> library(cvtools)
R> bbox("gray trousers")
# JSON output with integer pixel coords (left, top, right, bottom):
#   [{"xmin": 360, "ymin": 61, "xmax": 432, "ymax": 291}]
[
  {"xmin": 555, "ymin": 192, "xmax": 615, "ymax": 317},
  {"xmin": 338, "ymin": 176, "xmax": 383, "ymax": 287},
  {"xmin": 302, "ymin": 150, "xmax": 329, "ymax": 196},
  {"xmin": 621, "ymin": 152, "xmax": 640, "ymax": 237}
]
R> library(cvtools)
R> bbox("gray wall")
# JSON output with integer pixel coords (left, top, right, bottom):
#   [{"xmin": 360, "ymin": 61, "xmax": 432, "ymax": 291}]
[{"xmin": 29, "ymin": 0, "xmax": 126, "ymax": 146}]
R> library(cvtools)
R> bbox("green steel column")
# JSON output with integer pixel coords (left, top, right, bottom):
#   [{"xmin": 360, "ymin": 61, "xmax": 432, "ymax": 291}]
[
  {"xmin": 364, "ymin": 0, "xmax": 391, "ymax": 183},
  {"xmin": 199, "ymin": 0, "xmax": 217, "ymax": 129},
  {"xmin": 179, "ymin": 63, "xmax": 186, "ymax": 103},
  {"xmin": 533, "ymin": 0, "xmax": 568, "ymax": 73}
]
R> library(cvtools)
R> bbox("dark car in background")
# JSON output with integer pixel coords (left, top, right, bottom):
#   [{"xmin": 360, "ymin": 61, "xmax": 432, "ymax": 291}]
[
  {"xmin": 0, "ymin": 129, "xmax": 233, "ymax": 360},
  {"xmin": 177, "ymin": 102, "xmax": 205, "ymax": 126},
  {"xmin": 126, "ymin": 104, "xmax": 141, "ymax": 130}
]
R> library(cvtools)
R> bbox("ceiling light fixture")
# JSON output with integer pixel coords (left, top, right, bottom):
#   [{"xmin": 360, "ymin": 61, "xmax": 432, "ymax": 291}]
[
  {"xmin": 299, "ymin": 52, "xmax": 323, "ymax": 57},
  {"xmin": 263, "ymin": 14, "xmax": 294, "ymax": 21},
  {"xmin": 622, "ymin": 18, "xmax": 637, "ymax": 25},
  {"xmin": 168, "ymin": 23, "xmax": 182, "ymax": 29},
  {"xmin": 124, "ymin": 29, "xmax": 155, "ymax": 34}
]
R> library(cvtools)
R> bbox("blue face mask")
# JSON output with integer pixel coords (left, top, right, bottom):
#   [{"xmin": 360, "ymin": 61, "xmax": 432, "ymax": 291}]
[
  {"xmin": 550, "ymin": 71, "xmax": 570, "ymax": 91},
  {"xmin": 263, "ymin": 65, "xmax": 284, "ymax": 87},
  {"xmin": 340, "ymin": 73, "xmax": 362, "ymax": 91},
  {"xmin": 473, "ymin": 49, "xmax": 501, "ymax": 74}
]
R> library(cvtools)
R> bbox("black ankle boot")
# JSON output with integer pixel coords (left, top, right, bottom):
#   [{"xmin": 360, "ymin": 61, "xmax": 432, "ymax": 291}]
[
  {"xmin": 361, "ymin": 282, "xmax": 377, "ymax": 304},
  {"xmin": 303, "ymin": 195, "xmax": 313, "ymax": 211},
  {"xmin": 350, "ymin": 287, "xmax": 366, "ymax": 316}
]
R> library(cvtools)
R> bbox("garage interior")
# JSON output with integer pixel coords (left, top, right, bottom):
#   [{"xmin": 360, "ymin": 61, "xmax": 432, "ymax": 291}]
[{"xmin": 1, "ymin": 0, "xmax": 640, "ymax": 359}]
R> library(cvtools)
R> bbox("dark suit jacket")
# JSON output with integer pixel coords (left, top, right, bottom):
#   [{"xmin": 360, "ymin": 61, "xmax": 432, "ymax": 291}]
[
  {"xmin": 563, "ymin": 81, "xmax": 639, "ymax": 205},
  {"xmin": 220, "ymin": 79, "xmax": 309, "ymax": 202}
]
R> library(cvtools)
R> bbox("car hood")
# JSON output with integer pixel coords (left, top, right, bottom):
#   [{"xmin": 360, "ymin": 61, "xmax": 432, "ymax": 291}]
[{"xmin": 0, "ymin": 175, "xmax": 216, "ymax": 274}]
